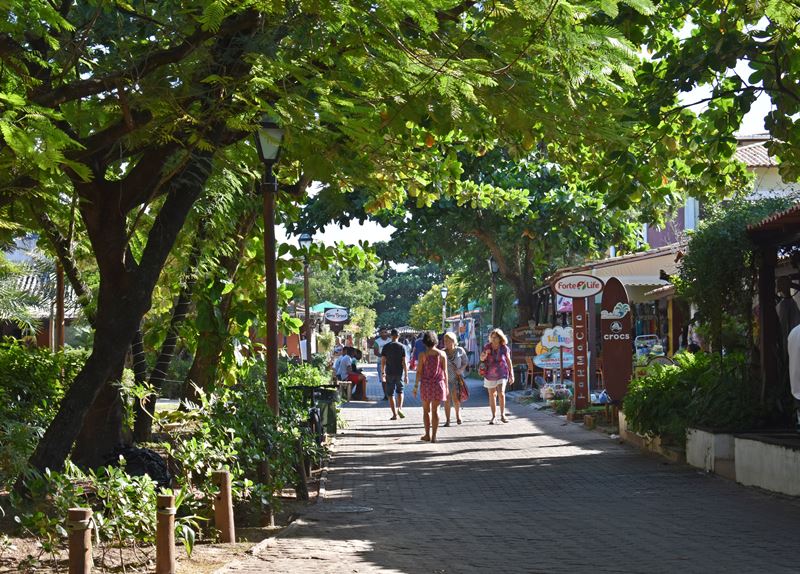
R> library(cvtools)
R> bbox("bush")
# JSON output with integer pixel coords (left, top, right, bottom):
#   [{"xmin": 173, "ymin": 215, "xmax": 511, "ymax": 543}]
[
  {"xmin": 0, "ymin": 339, "xmax": 87, "ymax": 488},
  {"xmin": 623, "ymin": 352, "xmax": 760, "ymax": 446}
]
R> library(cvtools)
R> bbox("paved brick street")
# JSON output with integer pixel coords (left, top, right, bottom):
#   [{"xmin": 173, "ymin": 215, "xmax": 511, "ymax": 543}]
[{"xmin": 219, "ymin": 363, "xmax": 799, "ymax": 573}]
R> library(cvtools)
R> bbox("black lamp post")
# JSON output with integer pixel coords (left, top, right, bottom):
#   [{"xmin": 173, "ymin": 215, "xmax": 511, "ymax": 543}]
[
  {"xmin": 440, "ymin": 285, "xmax": 449, "ymax": 332},
  {"xmin": 488, "ymin": 255, "xmax": 499, "ymax": 328},
  {"xmin": 256, "ymin": 116, "xmax": 284, "ymax": 416},
  {"xmin": 298, "ymin": 232, "xmax": 313, "ymax": 362}
]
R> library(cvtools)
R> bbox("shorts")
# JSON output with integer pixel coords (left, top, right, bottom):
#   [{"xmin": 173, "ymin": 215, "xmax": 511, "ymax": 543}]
[
  {"xmin": 386, "ymin": 375, "xmax": 405, "ymax": 396},
  {"xmin": 347, "ymin": 373, "xmax": 361, "ymax": 383},
  {"xmin": 484, "ymin": 378, "xmax": 508, "ymax": 390}
]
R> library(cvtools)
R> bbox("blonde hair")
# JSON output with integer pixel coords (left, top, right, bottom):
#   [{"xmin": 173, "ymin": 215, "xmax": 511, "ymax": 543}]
[
  {"xmin": 489, "ymin": 328, "xmax": 508, "ymax": 345},
  {"xmin": 443, "ymin": 332, "xmax": 458, "ymax": 345}
]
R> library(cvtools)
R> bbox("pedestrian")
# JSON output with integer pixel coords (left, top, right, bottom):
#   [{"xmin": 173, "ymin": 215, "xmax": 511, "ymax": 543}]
[
  {"xmin": 339, "ymin": 348, "xmax": 368, "ymax": 400},
  {"xmin": 480, "ymin": 328, "xmax": 514, "ymax": 424},
  {"xmin": 413, "ymin": 330, "xmax": 448, "ymax": 443},
  {"xmin": 374, "ymin": 329, "xmax": 392, "ymax": 399},
  {"xmin": 443, "ymin": 331, "xmax": 468, "ymax": 426},
  {"xmin": 411, "ymin": 332, "xmax": 426, "ymax": 370},
  {"xmin": 381, "ymin": 329, "xmax": 408, "ymax": 420}
]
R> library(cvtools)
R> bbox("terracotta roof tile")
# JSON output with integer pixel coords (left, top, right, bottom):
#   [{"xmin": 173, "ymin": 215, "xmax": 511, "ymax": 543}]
[{"xmin": 735, "ymin": 141, "xmax": 777, "ymax": 168}]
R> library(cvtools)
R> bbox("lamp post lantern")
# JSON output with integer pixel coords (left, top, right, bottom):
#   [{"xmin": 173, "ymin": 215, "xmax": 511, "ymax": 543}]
[
  {"xmin": 298, "ymin": 232, "xmax": 313, "ymax": 363},
  {"xmin": 440, "ymin": 285, "xmax": 449, "ymax": 332},
  {"xmin": 488, "ymin": 255, "xmax": 499, "ymax": 328},
  {"xmin": 256, "ymin": 116, "xmax": 284, "ymax": 416}
]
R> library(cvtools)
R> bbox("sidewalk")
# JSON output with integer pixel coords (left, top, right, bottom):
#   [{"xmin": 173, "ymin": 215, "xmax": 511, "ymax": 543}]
[{"xmin": 219, "ymin": 364, "xmax": 800, "ymax": 573}]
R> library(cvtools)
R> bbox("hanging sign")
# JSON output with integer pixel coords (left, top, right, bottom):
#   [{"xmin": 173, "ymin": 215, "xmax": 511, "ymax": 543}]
[
  {"xmin": 324, "ymin": 307, "xmax": 350, "ymax": 334},
  {"xmin": 600, "ymin": 277, "xmax": 633, "ymax": 402},
  {"xmin": 553, "ymin": 274, "xmax": 605, "ymax": 298},
  {"xmin": 324, "ymin": 308, "xmax": 349, "ymax": 322}
]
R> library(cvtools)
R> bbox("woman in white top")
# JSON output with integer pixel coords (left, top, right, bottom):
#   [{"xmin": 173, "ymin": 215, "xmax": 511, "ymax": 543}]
[{"xmin": 443, "ymin": 332, "xmax": 468, "ymax": 426}]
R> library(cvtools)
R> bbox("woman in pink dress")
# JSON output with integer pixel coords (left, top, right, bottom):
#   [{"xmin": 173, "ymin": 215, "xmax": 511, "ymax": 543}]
[{"xmin": 413, "ymin": 330, "xmax": 448, "ymax": 443}]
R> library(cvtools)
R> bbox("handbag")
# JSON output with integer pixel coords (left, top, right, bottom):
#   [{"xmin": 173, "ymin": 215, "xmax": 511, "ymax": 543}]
[
  {"xmin": 457, "ymin": 374, "xmax": 469, "ymax": 402},
  {"xmin": 478, "ymin": 360, "xmax": 487, "ymax": 377}
]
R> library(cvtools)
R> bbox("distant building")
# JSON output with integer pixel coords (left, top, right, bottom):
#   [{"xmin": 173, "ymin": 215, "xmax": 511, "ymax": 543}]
[{"xmin": 643, "ymin": 133, "xmax": 799, "ymax": 249}]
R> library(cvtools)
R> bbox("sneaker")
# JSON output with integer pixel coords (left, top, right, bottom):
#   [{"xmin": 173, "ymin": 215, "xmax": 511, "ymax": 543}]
[{"xmin": 397, "ymin": 410, "xmax": 405, "ymax": 419}]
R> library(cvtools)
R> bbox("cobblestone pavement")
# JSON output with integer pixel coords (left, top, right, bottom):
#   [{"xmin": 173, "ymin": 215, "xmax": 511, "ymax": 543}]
[{"xmin": 219, "ymin": 363, "xmax": 799, "ymax": 573}]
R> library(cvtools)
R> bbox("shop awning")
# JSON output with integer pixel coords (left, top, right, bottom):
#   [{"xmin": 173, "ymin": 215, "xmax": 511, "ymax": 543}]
[
  {"xmin": 552, "ymin": 244, "xmax": 684, "ymax": 288},
  {"xmin": 310, "ymin": 300, "xmax": 345, "ymax": 313}
]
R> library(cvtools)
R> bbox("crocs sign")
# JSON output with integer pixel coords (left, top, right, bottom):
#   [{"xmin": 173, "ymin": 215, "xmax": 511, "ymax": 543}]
[{"xmin": 552, "ymin": 274, "xmax": 604, "ymax": 298}]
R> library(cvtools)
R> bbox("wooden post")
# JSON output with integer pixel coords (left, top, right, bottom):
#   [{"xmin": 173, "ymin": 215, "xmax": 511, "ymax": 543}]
[
  {"xmin": 156, "ymin": 494, "xmax": 176, "ymax": 574},
  {"xmin": 294, "ymin": 439, "xmax": 309, "ymax": 501},
  {"xmin": 257, "ymin": 460, "xmax": 275, "ymax": 527},
  {"xmin": 758, "ymin": 247, "xmax": 778, "ymax": 403},
  {"xmin": 67, "ymin": 507, "xmax": 93, "ymax": 574},
  {"xmin": 212, "ymin": 470, "xmax": 235, "ymax": 543}
]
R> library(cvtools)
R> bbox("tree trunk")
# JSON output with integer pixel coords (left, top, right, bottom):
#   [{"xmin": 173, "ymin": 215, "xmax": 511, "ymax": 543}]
[
  {"xmin": 72, "ymin": 365, "xmax": 126, "ymax": 468},
  {"xmin": 22, "ymin": 157, "xmax": 210, "ymax": 480}
]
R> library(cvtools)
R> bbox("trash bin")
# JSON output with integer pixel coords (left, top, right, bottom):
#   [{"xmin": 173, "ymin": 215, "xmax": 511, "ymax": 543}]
[{"xmin": 317, "ymin": 388, "xmax": 339, "ymax": 436}]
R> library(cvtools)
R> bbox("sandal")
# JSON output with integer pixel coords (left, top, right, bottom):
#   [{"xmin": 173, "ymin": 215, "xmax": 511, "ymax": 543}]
[
  {"xmin": 489, "ymin": 417, "xmax": 495, "ymax": 425},
  {"xmin": 420, "ymin": 435, "xmax": 431, "ymax": 441},
  {"xmin": 501, "ymin": 416, "xmax": 508, "ymax": 423},
  {"xmin": 443, "ymin": 421, "xmax": 450, "ymax": 427},
  {"xmin": 456, "ymin": 418, "xmax": 462, "ymax": 425}
]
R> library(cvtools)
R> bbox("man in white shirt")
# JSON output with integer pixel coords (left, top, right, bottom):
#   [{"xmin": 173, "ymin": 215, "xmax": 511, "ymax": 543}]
[{"xmin": 788, "ymin": 324, "xmax": 800, "ymax": 431}]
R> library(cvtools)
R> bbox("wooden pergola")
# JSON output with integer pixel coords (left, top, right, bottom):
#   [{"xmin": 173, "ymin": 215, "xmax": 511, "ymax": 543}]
[{"xmin": 748, "ymin": 202, "xmax": 800, "ymax": 401}]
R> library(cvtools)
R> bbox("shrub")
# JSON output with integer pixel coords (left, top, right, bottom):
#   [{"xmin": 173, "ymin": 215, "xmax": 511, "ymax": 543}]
[
  {"xmin": 623, "ymin": 352, "xmax": 761, "ymax": 446},
  {"xmin": 0, "ymin": 339, "xmax": 87, "ymax": 488}
]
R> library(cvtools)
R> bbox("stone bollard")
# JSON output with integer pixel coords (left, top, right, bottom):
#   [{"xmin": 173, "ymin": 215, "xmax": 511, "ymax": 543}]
[
  {"xmin": 67, "ymin": 507, "xmax": 93, "ymax": 574},
  {"xmin": 584, "ymin": 414, "xmax": 596, "ymax": 430},
  {"xmin": 212, "ymin": 470, "xmax": 235, "ymax": 543},
  {"xmin": 156, "ymin": 494, "xmax": 176, "ymax": 574}
]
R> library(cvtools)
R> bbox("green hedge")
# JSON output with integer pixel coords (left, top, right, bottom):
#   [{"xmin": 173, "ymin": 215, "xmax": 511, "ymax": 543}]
[{"xmin": 623, "ymin": 352, "xmax": 760, "ymax": 446}]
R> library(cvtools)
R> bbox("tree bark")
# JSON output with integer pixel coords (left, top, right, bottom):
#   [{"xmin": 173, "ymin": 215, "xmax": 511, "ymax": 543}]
[{"xmin": 22, "ymin": 155, "xmax": 211, "ymax": 479}]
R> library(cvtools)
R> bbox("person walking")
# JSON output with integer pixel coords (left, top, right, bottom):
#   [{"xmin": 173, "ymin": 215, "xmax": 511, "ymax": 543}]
[
  {"xmin": 374, "ymin": 329, "xmax": 392, "ymax": 399},
  {"xmin": 480, "ymin": 328, "xmax": 513, "ymax": 424},
  {"xmin": 381, "ymin": 329, "xmax": 408, "ymax": 420},
  {"xmin": 413, "ymin": 330, "xmax": 448, "ymax": 442},
  {"xmin": 443, "ymin": 332, "xmax": 468, "ymax": 426}
]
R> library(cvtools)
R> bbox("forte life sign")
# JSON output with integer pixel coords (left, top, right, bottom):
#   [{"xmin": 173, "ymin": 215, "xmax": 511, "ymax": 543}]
[
  {"xmin": 553, "ymin": 274, "xmax": 605, "ymax": 298},
  {"xmin": 551, "ymin": 274, "xmax": 603, "ymax": 410}
]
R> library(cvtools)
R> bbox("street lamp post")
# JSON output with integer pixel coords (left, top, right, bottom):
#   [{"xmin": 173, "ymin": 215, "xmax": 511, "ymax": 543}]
[
  {"xmin": 298, "ymin": 232, "xmax": 313, "ymax": 362},
  {"xmin": 488, "ymin": 255, "xmax": 499, "ymax": 328},
  {"xmin": 440, "ymin": 285, "xmax": 449, "ymax": 333},
  {"xmin": 256, "ymin": 116, "xmax": 284, "ymax": 416}
]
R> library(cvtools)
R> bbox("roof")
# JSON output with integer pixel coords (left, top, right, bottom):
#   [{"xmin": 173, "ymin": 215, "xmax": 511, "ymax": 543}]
[
  {"xmin": 551, "ymin": 244, "xmax": 685, "ymax": 288},
  {"xmin": 735, "ymin": 141, "xmax": 777, "ymax": 168},
  {"xmin": 747, "ymin": 202, "xmax": 800, "ymax": 247}
]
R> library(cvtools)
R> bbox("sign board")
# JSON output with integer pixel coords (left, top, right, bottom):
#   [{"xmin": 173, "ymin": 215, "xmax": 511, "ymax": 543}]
[
  {"xmin": 324, "ymin": 308, "xmax": 349, "ymax": 322},
  {"xmin": 533, "ymin": 351, "xmax": 575, "ymax": 370},
  {"xmin": 511, "ymin": 324, "xmax": 546, "ymax": 365},
  {"xmin": 600, "ymin": 277, "xmax": 633, "ymax": 402},
  {"xmin": 572, "ymin": 297, "xmax": 589, "ymax": 409},
  {"xmin": 324, "ymin": 307, "xmax": 350, "ymax": 334},
  {"xmin": 553, "ymin": 274, "xmax": 605, "ymax": 298},
  {"xmin": 541, "ymin": 326, "xmax": 573, "ymax": 349}
]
